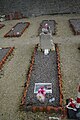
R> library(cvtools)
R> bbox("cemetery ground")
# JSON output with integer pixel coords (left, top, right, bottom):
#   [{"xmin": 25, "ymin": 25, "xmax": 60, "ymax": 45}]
[{"xmin": 0, "ymin": 14, "xmax": 80, "ymax": 120}]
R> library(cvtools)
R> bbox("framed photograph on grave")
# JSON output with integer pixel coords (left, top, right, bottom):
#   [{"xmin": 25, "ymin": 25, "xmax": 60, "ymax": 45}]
[{"xmin": 34, "ymin": 83, "xmax": 52, "ymax": 93}]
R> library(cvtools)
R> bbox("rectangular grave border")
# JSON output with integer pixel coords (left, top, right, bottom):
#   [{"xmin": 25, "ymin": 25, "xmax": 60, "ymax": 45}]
[
  {"xmin": 69, "ymin": 19, "xmax": 80, "ymax": 35},
  {"xmin": 21, "ymin": 44, "xmax": 64, "ymax": 113},
  {"xmin": 4, "ymin": 22, "xmax": 30, "ymax": 37},
  {"xmin": 38, "ymin": 20, "xmax": 56, "ymax": 36},
  {"xmin": 5, "ymin": 11, "xmax": 26, "ymax": 20},
  {"xmin": 0, "ymin": 47, "xmax": 14, "ymax": 69},
  {"xmin": 0, "ymin": 24, "xmax": 5, "ymax": 29}
]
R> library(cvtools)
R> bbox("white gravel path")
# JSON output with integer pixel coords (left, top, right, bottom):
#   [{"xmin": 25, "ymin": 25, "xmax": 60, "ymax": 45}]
[{"xmin": 0, "ymin": 14, "xmax": 80, "ymax": 120}]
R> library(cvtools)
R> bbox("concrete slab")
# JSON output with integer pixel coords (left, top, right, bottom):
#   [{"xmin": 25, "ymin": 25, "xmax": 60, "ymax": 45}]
[{"xmin": 39, "ymin": 32, "xmax": 53, "ymax": 50}]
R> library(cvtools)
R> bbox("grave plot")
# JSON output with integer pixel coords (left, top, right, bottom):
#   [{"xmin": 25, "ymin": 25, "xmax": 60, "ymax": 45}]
[
  {"xmin": 38, "ymin": 20, "xmax": 56, "ymax": 35},
  {"xmin": 69, "ymin": 19, "xmax": 80, "ymax": 35},
  {"xmin": 0, "ymin": 24, "xmax": 5, "ymax": 29},
  {"xmin": 5, "ymin": 11, "xmax": 26, "ymax": 20},
  {"xmin": 21, "ymin": 44, "xmax": 63, "ymax": 112},
  {"xmin": 0, "ymin": 47, "xmax": 14, "ymax": 69},
  {"xmin": 4, "ymin": 22, "xmax": 30, "ymax": 37}
]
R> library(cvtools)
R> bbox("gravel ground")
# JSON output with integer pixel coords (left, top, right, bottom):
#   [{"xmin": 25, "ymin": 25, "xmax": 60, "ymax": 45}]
[
  {"xmin": 0, "ymin": 14, "xmax": 80, "ymax": 120},
  {"xmin": 0, "ymin": 0, "xmax": 80, "ymax": 16}
]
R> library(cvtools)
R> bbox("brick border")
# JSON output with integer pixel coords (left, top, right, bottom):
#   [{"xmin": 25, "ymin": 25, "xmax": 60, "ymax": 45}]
[
  {"xmin": 21, "ymin": 44, "xmax": 63, "ymax": 113},
  {"xmin": 0, "ymin": 24, "xmax": 5, "ymax": 29},
  {"xmin": 0, "ymin": 47, "xmax": 14, "ymax": 69},
  {"xmin": 4, "ymin": 22, "xmax": 30, "ymax": 37},
  {"xmin": 21, "ymin": 44, "xmax": 38, "ymax": 105},
  {"xmin": 5, "ymin": 11, "xmax": 26, "ymax": 20},
  {"xmin": 69, "ymin": 19, "xmax": 80, "ymax": 35}
]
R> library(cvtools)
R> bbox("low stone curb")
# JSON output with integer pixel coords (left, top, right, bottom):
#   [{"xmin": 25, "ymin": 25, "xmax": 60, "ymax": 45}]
[{"xmin": 0, "ymin": 47, "xmax": 14, "ymax": 69}]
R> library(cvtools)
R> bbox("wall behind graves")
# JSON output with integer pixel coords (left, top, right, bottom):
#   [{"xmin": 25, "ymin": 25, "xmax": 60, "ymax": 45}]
[{"xmin": 0, "ymin": 0, "xmax": 80, "ymax": 17}]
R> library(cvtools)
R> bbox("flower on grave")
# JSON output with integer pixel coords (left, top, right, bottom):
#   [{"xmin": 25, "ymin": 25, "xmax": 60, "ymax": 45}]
[
  {"xmin": 17, "ymin": 32, "xmax": 19, "ymax": 35},
  {"xmin": 36, "ymin": 87, "xmax": 46, "ymax": 103},
  {"xmin": 66, "ymin": 98, "xmax": 77, "ymax": 111}
]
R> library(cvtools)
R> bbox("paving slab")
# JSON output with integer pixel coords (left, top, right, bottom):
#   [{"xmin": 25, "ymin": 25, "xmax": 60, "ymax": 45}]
[{"xmin": 39, "ymin": 32, "xmax": 53, "ymax": 50}]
